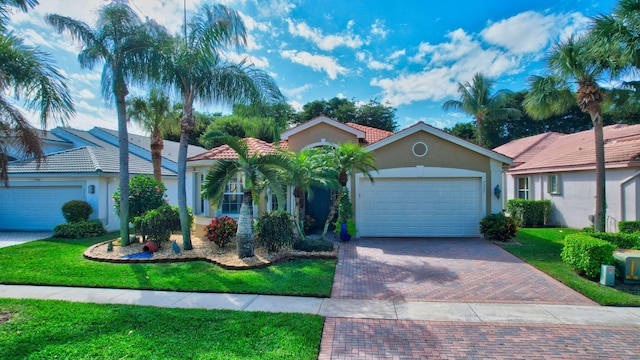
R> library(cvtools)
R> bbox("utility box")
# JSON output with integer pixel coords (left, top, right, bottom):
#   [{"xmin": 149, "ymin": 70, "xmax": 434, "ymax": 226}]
[
  {"xmin": 600, "ymin": 265, "xmax": 615, "ymax": 286},
  {"xmin": 613, "ymin": 250, "xmax": 640, "ymax": 284}
]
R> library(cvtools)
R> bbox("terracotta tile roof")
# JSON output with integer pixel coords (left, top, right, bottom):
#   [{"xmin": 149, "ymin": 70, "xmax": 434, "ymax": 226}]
[
  {"xmin": 345, "ymin": 123, "xmax": 393, "ymax": 144},
  {"xmin": 187, "ymin": 138, "xmax": 277, "ymax": 161},
  {"xmin": 501, "ymin": 124, "xmax": 640, "ymax": 173},
  {"xmin": 493, "ymin": 132, "xmax": 564, "ymax": 166}
]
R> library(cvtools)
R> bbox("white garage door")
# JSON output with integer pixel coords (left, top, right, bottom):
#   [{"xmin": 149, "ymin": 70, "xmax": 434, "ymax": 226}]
[
  {"xmin": 0, "ymin": 186, "xmax": 84, "ymax": 231},
  {"xmin": 357, "ymin": 177, "xmax": 482, "ymax": 237}
]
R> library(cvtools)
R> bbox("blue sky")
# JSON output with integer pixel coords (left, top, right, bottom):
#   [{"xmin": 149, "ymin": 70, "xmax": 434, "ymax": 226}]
[{"xmin": 8, "ymin": 0, "xmax": 618, "ymax": 134}]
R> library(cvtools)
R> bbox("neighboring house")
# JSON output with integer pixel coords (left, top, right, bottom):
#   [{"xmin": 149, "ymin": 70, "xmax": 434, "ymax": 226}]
[
  {"xmin": 188, "ymin": 115, "xmax": 512, "ymax": 238},
  {"xmin": 494, "ymin": 124, "xmax": 640, "ymax": 231},
  {"xmin": 0, "ymin": 127, "xmax": 207, "ymax": 232}
]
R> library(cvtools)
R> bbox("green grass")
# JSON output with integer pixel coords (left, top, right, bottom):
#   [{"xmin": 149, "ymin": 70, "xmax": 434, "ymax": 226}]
[
  {"xmin": 0, "ymin": 233, "xmax": 335, "ymax": 297},
  {"xmin": 502, "ymin": 228, "xmax": 640, "ymax": 306},
  {"xmin": 0, "ymin": 298, "xmax": 322, "ymax": 359}
]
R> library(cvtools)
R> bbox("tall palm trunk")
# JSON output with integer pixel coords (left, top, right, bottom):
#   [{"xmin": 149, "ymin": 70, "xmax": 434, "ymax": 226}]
[
  {"xmin": 115, "ymin": 84, "xmax": 130, "ymax": 246},
  {"xmin": 178, "ymin": 98, "xmax": 195, "ymax": 250},
  {"xmin": 237, "ymin": 190, "xmax": 254, "ymax": 258},
  {"xmin": 293, "ymin": 187, "xmax": 305, "ymax": 240},
  {"xmin": 591, "ymin": 112, "xmax": 606, "ymax": 232},
  {"xmin": 475, "ymin": 115, "xmax": 483, "ymax": 146},
  {"xmin": 322, "ymin": 187, "xmax": 343, "ymax": 238},
  {"xmin": 150, "ymin": 130, "xmax": 164, "ymax": 182}
]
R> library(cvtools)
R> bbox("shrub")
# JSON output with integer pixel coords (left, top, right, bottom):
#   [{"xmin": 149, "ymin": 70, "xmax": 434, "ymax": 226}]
[
  {"xmin": 561, "ymin": 233, "xmax": 615, "ymax": 279},
  {"xmin": 54, "ymin": 220, "xmax": 106, "ymax": 238},
  {"xmin": 619, "ymin": 220, "xmax": 640, "ymax": 234},
  {"xmin": 113, "ymin": 175, "xmax": 167, "ymax": 223},
  {"xmin": 204, "ymin": 216, "xmax": 237, "ymax": 248},
  {"xmin": 479, "ymin": 213, "xmax": 518, "ymax": 241},
  {"xmin": 293, "ymin": 238, "xmax": 335, "ymax": 252},
  {"xmin": 133, "ymin": 205, "xmax": 184, "ymax": 244},
  {"xmin": 303, "ymin": 215, "xmax": 318, "ymax": 235},
  {"xmin": 505, "ymin": 199, "xmax": 552, "ymax": 227},
  {"xmin": 256, "ymin": 211, "xmax": 295, "ymax": 252},
  {"xmin": 336, "ymin": 190, "xmax": 353, "ymax": 223},
  {"xmin": 61, "ymin": 200, "xmax": 93, "ymax": 223},
  {"xmin": 589, "ymin": 232, "xmax": 640, "ymax": 250}
]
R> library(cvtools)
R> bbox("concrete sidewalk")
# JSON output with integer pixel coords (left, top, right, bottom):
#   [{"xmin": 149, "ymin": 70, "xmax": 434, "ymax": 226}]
[
  {"xmin": 0, "ymin": 232, "xmax": 53, "ymax": 248},
  {"xmin": 2, "ymin": 284, "xmax": 639, "ymax": 328}
]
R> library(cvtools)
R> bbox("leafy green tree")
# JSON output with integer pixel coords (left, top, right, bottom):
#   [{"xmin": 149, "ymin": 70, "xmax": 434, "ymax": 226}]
[
  {"xmin": 127, "ymin": 88, "xmax": 180, "ymax": 181},
  {"xmin": 158, "ymin": 4, "xmax": 283, "ymax": 250},
  {"xmin": 443, "ymin": 72, "xmax": 520, "ymax": 146},
  {"xmin": 113, "ymin": 174, "xmax": 167, "ymax": 224},
  {"xmin": 524, "ymin": 35, "xmax": 608, "ymax": 231},
  {"xmin": 354, "ymin": 99, "xmax": 398, "ymax": 131},
  {"xmin": 0, "ymin": 0, "xmax": 74, "ymax": 185},
  {"xmin": 46, "ymin": 2, "xmax": 162, "ymax": 245},
  {"xmin": 202, "ymin": 136, "xmax": 289, "ymax": 258},
  {"xmin": 320, "ymin": 142, "xmax": 377, "ymax": 238},
  {"xmin": 444, "ymin": 122, "xmax": 477, "ymax": 143}
]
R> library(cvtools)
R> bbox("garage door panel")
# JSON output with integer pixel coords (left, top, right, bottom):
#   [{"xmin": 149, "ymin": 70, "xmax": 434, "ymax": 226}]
[
  {"xmin": 0, "ymin": 186, "xmax": 84, "ymax": 231},
  {"xmin": 357, "ymin": 177, "xmax": 481, "ymax": 237}
]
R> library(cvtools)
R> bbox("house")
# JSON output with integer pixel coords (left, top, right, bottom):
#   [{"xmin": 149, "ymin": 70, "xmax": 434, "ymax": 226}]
[
  {"xmin": 187, "ymin": 115, "xmax": 512, "ymax": 238},
  {"xmin": 493, "ymin": 124, "xmax": 640, "ymax": 230},
  {"xmin": 0, "ymin": 127, "xmax": 207, "ymax": 231}
]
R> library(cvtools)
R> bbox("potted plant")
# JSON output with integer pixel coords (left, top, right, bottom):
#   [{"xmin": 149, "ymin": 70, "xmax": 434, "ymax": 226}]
[{"xmin": 333, "ymin": 190, "xmax": 356, "ymax": 241}]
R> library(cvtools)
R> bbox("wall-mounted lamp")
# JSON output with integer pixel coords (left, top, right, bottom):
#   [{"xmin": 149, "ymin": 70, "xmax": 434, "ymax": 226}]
[
  {"xmin": 494, "ymin": 184, "xmax": 501, "ymax": 199},
  {"xmin": 88, "ymin": 185, "xmax": 95, "ymax": 194}
]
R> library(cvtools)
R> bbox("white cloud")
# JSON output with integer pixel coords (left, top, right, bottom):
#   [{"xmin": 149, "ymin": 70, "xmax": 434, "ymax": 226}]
[
  {"xmin": 286, "ymin": 19, "xmax": 365, "ymax": 51},
  {"xmin": 287, "ymin": 100, "xmax": 303, "ymax": 112},
  {"xmin": 371, "ymin": 19, "xmax": 388, "ymax": 39},
  {"xmin": 255, "ymin": 0, "xmax": 297, "ymax": 18},
  {"xmin": 77, "ymin": 89, "xmax": 96, "ymax": 100},
  {"xmin": 283, "ymin": 84, "xmax": 313, "ymax": 99},
  {"xmin": 388, "ymin": 49, "xmax": 406, "ymax": 60},
  {"xmin": 480, "ymin": 11, "xmax": 589, "ymax": 55},
  {"xmin": 356, "ymin": 51, "xmax": 393, "ymax": 71},
  {"xmin": 280, "ymin": 50, "xmax": 347, "ymax": 79}
]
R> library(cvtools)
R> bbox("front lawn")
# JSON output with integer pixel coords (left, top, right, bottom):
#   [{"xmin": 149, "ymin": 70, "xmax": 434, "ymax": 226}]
[
  {"xmin": 0, "ymin": 298, "xmax": 322, "ymax": 360},
  {"xmin": 0, "ymin": 233, "xmax": 335, "ymax": 297},
  {"xmin": 502, "ymin": 228, "xmax": 640, "ymax": 306}
]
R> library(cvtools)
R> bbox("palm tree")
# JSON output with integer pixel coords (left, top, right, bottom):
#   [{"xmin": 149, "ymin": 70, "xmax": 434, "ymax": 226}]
[
  {"xmin": 159, "ymin": 4, "xmax": 283, "ymax": 250},
  {"xmin": 283, "ymin": 148, "xmax": 338, "ymax": 239},
  {"xmin": 524, "ymin": 35, "xmax": 608, "ymax": 231},
  {"xmin": 321, "ymin": 142, "xmax": 377, "ymax": 238},
  {"xmin": 201, "ymin": 136, "xmax": 289, "ymax": 258},
  {"xmin": 443, "ymin": 73, "xmax": 520, "ymax": 146},
  {"xmin": 0, "ymin": 0, "xmax": 73, "ymax": 185},
  {"xmin": 127, "ymin": 88, "xmax": 179, "ymax": 182},
  {"xmin": 46, "ymin": 3, "xmax": 163, "ymax": 245}
]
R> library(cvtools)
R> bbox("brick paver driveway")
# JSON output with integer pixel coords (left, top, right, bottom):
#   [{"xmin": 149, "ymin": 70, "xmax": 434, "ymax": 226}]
[{"xmin": 332, "ymin": 237, "xmax": 595, "ymax": 305}]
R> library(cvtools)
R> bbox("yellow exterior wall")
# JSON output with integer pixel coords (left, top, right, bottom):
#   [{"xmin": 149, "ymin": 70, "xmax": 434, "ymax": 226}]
[{"xmin": 286, "ymin": 122, "xmax": 359, "ymax": 151}]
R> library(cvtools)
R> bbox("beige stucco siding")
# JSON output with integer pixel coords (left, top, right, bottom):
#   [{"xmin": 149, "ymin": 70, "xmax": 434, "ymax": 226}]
[
  {"xmin": 359, "ymin": 132, "xmax": 494, "ymax": 215},
  {"xmin": 287, "ymin": 123, "xmax": 358, "ymax": 151}
]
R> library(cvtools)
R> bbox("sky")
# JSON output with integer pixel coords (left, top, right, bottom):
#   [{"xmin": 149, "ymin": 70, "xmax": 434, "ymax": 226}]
[{"xmin": 7, "ymin": 0, "xmax": 619, "ymax": 135}]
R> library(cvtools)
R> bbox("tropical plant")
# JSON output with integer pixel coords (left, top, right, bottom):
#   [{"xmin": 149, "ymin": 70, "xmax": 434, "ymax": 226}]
[
  {"xmin": 282, "ymin": 148, "xmax": 338, "ymax": 239},
  {"xmin": 201, "ymin": 136, "xmax": 289, "ymax": 258},
  {"xmin": 523, "ymin": 35, "xmax": 608, "ymax": 232},
  {"xmin": 321, "ymin": 142, "xmax": 377, "ymax": 238},
  {"xmin": 442, "ymin": 72, "xmax": 520, "ymax": 146},
  {"xmin": 479, "ymin": 213, "xmax": 518, "ymax": 241},
  {"xmin": 255, "ymin": 210, "xmax": 295, "ymax": 252},
  {"xmin": 204, "ymin": 216, "xmax": 238, "ymax": 248},
  {"xmin": 0, "ymin": 0, "xmax": 74, "ymax": 186},
  {"xmin": 158, "ymin": 4, "xmax": 283, "ymax": 250},
  {"xmin": 113, "ymin": 174, "xmax": 167, "ymax": 224},
  {"xmin": 46, "ymin": 2, "xmax": 163, "ymax": 245},
  {"xmin": 127, "ymin": 88, "xmax": 180, "ymax": 181}
]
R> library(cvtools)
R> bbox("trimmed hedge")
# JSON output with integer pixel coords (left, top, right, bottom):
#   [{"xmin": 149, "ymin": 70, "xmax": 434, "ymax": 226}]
[
  {"xmin": 561, "ymin": 233, "xmax": 615, "ymax": 279},
  {"xmin": 618, "ymin": 220, "xmax": 640, "ymax": 234},
  {"xmin": 61, "ymin": 200, "xmax": 93, "ymax": 223},
  {"xmin": 293, "ymin": 238, "xmax": 335, "ymax": 252},
  {"xmin": 590, "ymin": 232, "xmax": 640, "ymax": 250},
  {"xmin": 505, "ymin": 199, "xmax": 552, "ymax": 227},
  {"xmin": 54, "ymin": 220, "xmax": 106, "ymax": 238},
  {"xmin": 133, "ymin": 205, "xmax": 189, "ymax": 243},
  {"xmin": 479, "ymin": 213, "xmax": 518, "ymax": 241}
]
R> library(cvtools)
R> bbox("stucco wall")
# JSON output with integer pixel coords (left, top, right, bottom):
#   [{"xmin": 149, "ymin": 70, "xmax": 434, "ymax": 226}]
[
  {"xmin": 505, "ymin": 168, "xmax": 640, "ymax": 230},
  {"xmin": 286, "ymin": 122, "xmax": 359, "ymax": 151}
]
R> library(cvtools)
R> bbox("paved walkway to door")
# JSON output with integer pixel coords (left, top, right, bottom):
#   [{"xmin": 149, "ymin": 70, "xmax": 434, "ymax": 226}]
[{"xmin": 331, "ymin": 238, "xmax": 596, "ymax": 305}]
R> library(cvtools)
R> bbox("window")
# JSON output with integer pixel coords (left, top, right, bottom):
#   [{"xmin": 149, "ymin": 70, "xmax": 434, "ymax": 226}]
[
  {"xmin": 517, "ymin": 177, "xmax": 530, "ymax": 199},
  {"xmin": 194, "ymin": 172, "xmax": 207, "ymax": 215},
  {"xmin": 547, "ymin": 174, "xmax": 561, "ymax": 195},
  {"xmin": 222, "ymin": 173, "xmax": 244, "ymax": 214}
]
